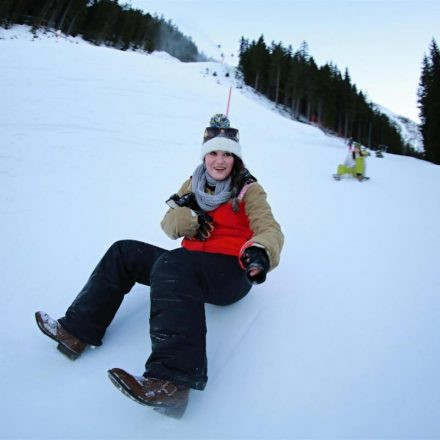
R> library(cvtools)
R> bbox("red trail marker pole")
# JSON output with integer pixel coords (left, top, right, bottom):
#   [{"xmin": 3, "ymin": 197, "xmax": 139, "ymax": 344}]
[{"xmin": 225, "ymin": 86, "xmax": 232, "ymax": 117}]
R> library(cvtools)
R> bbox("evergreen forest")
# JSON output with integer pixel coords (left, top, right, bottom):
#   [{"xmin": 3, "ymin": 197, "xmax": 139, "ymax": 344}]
[
  {"xmin": 418, "ymin": 39, "xmax": 440, "ymax": 165},
  {"xmin": 0, "ymin": 0, "xmax": 202, "ymax": 62},
  {"xmin": 238, "ymin": 36, "xmax": 422, "ymax": 158}
]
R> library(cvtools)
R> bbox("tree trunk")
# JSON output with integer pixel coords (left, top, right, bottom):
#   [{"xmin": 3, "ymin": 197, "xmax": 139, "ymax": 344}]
[
  {"xmin": 35, "ymin": 0, "xmax": 57, "ymax": 27},
  {"xmin": 367, "ymin": 122, "xmax": 372, "ymax": 147},
  {"xmin": 317, "ymin": 99, "xmax": 323, "ymax": 125},
  {"xmin": 275, "ymin": 67, "xmax": 280, "ymax": 104},
  {"xmin": 344, "ymin": 115, "xmax": 349, "ymax": 139},
  {"xmin": 57, "ymin": 0, "xmax": 73, "ymax": 31}
]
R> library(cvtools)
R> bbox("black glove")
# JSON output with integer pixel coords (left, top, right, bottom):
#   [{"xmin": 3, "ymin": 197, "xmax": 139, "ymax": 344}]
[
  {"xmin": 241, "ymin": 246, "xmax": 270, "ymax": 285},
  {"xmin": 166, "ymin": 193, "xmax": 214, "ymax": 241},
  {"xmin": 166, "ymin": 192, "xmax": 200, "ymax": 212},
  {"xmin": 194, "ymin": 213, "xmax": 214, "ymax": 241}
]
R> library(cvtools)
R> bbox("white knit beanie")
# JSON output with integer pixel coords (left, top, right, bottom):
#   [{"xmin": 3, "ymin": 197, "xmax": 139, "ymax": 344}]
[
  {"xmin": 200, "ymin": 113, "xmax": 242, "ymax": 160},
  {"xmin": 200, "ymin": 136, "xmax": 242, "ymax": 160}
]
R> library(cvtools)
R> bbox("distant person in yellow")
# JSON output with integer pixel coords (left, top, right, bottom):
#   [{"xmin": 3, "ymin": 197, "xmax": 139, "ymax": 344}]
[{"xmin": 333, "ymin": 142, "xmax": 368, "ymax": 181}]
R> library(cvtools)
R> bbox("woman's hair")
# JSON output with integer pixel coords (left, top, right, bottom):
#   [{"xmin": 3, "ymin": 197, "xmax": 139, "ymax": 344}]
[
  {"xmin": 229, "ymin": 155, "xmax": 246, "ymax": 212},
  {"xmin": 352, "ymin": 149, "xmax": 364, "ymax": 159}
]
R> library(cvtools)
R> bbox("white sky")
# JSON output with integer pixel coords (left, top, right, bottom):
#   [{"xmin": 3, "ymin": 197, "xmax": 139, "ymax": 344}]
[{"xmin": 128, "ymin": 0, "xmax": 440, "ymax": 123}]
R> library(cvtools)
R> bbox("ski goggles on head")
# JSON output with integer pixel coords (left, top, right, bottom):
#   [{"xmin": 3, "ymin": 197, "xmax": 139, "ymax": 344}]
[{"xmin": 203, "ymin": 127, "xmax": 239, "ymax": 143}]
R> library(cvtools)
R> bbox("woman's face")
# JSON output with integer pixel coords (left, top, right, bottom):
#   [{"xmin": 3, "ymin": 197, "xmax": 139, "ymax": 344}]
[{"xmin": 204, "ymin": 150, "xmax": 234, "ymax": 181}]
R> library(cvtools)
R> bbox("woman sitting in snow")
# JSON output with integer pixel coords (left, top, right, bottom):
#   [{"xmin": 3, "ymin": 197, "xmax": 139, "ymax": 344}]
[
  {"xmin": 333, "ymin": 142, "xmax": 367, "ymax": 181},
  {"xmin": 35, "ymin": 114, "xmax": 284, "ymax": 417}
]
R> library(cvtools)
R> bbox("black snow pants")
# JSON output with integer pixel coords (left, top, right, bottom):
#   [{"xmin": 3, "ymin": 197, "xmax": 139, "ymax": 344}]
[{"xmin": 58, "ymin": 240, "xmax": 252, "ymax": 390}]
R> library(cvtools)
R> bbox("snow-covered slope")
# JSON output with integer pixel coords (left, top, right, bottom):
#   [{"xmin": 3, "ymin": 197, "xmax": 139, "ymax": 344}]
[
  {"xmin": 373, "ymin": 103, "xmax": 424, "ymax": 153},
  {"xmin": 1, "ymin": 26, "xmax": 440, "ymax": 439}
]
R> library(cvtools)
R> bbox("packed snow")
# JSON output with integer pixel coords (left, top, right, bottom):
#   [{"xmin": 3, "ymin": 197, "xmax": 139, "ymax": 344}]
[{"xmin": 1, "ymin": 26, "xmax": 440, "ymax": 439}]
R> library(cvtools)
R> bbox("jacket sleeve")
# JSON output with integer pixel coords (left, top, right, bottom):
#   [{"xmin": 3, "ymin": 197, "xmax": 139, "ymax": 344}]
[
  {"xmin": 160, "ymin": 178, "xmax": 199, "ymax": 239},
  {"xmin": 344, "ymin": 153, "xmax": 355, "ymax": 168},
  {"xmin": 241, "ymin": 182, "xmax": 284, "ymax": 271}
]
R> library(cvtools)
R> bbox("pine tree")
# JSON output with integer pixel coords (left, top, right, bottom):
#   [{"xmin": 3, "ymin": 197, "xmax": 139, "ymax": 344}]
[
  {"xmin": 418, "ymin": 39, "xmax": 440, "ymax": 164},
  {"xmin": 238, "ymin": 36, "xmax": 408, "ymax": 155},
  {"xmin": 268, "ymin": 42, "xmax": 287, "ymax": 104},
  {"xmin": 250, "ymin": 35, "xmax": 270, "ymax": 92}
]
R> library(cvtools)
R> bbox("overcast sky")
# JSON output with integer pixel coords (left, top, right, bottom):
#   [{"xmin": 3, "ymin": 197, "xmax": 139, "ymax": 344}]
[{"xmin": 129, "ymin": 0, "xmax": 440, "ymax": 122}]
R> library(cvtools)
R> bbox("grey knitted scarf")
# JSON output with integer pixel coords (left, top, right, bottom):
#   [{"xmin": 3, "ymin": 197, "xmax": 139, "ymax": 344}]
[{"xmin": 191, "ymin": 163, "xmax": 232, "ymax": 212}]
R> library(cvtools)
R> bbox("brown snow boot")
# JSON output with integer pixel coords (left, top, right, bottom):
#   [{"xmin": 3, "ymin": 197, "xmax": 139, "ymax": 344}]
[
  {"xmin": 35, "ymin": 311, "xmax": 87, "ymax": 360},
  {"xmin": 108, "ymin": 368, "xmax": 189, "ymax": 418}
]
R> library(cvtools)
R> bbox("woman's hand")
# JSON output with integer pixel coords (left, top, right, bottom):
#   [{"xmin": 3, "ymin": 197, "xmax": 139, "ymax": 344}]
[
  {"xmin": 195, "ymin": 218, "xmax": 214, "ymax": 240},
  {"xmin": 241, "ymin": 246, "xmax": 269, "ymax": 284}
]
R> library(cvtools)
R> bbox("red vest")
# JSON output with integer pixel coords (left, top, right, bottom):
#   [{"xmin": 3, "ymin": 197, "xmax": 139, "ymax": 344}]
[{"xmin": 182, "ymin": 201, "xmax": 252, "ymax": 257}]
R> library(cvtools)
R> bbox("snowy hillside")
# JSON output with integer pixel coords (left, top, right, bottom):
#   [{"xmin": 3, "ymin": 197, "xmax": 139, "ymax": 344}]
[
  {"xmin": 373, "ymin": 104, "xmax": 424, "ymax": 153},
  {"xmin": 1, "ymin": 26, "xmax": 440, "ymax": 439}
]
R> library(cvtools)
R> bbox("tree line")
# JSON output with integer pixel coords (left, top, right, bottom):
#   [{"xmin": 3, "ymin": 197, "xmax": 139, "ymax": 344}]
[
  {"xmin": 418, "ymin": 39, "xmax": 440, "ymax": 165},
  {"xmin": 0, "ymin": 0, "xmax": 203, "ymax": 62},
  {"xmin": 238, "ymin": 36, "xmax": 417, "ymax": 157}
]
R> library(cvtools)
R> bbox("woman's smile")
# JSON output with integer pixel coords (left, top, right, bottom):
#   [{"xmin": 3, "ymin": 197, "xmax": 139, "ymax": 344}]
[{"xmin": 204, "ymin": 150, "xmax": 234, "ymax": 180}]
